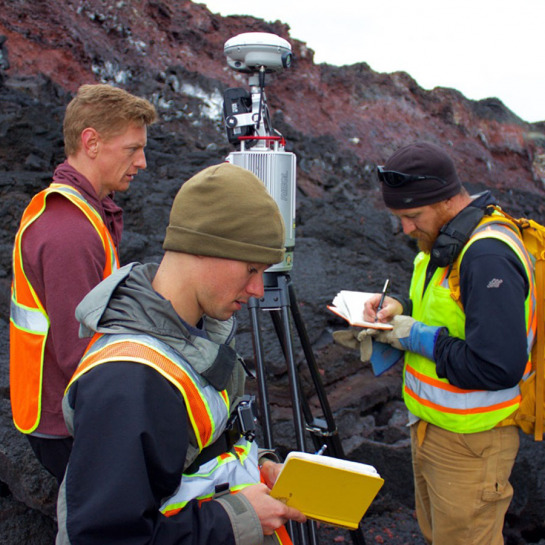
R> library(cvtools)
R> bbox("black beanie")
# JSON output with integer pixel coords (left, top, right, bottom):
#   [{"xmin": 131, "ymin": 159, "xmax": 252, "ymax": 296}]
[{"xmin": 381, "ymin": 142, "xmax": 462, "ymax": 209}]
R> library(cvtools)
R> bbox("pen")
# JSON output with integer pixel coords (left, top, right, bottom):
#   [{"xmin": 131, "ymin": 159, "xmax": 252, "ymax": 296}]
[
  {"xmin": 375, "ymin": 278, "xmax": 390, "ymax": 322},
  {"xmin": 315, "ymin": 444, "xmax": 327, "ymax": 456}
]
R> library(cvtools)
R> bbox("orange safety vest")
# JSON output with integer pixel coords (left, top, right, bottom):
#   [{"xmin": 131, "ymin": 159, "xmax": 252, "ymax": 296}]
[
  {"xmin": 66, "ymin": 332, "xmax": 292, "ymax": 545},
  {"xmin": 10, "ymin": 183, "xmax": 119, "ymax": 433}
]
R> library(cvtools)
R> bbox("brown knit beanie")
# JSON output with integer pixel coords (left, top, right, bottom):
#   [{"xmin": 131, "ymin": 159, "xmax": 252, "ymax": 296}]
[
  {"xmin": 381, "ymin": 142, "xmax": 462, "ymax": 209},
  {"xmin": 163, "ymin": 163, "xmax": 285, "ymax": 264}
]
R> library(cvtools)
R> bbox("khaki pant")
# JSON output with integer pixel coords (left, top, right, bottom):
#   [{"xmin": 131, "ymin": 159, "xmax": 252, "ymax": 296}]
[{"xmin": 410, "ymin": 421, "xmax": 519, "ymax": 545}]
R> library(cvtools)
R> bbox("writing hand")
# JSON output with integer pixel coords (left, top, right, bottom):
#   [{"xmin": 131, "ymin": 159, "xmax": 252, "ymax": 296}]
[{"xmin": 364, "ymin": 294, "xmax": 402, "ymax": 323}]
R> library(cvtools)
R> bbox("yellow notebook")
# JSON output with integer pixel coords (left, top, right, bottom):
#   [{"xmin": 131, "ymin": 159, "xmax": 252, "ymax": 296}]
[{"xmin": 270, "ymin": 451, "xmax": 384, "ymax": 530}]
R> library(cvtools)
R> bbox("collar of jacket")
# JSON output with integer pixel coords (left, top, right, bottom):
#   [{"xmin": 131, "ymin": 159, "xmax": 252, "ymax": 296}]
[{"xmin": 76, "ymin": 262, "xmax": 240, "ymax": 391}]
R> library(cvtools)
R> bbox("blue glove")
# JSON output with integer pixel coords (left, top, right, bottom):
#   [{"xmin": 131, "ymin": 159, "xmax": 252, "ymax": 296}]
[{"xmin": 372, "ymin": 315, "xmax": 447, "ymax": 361}]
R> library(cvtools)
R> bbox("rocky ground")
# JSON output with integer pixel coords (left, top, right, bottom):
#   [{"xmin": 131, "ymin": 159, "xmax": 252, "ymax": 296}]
[{"xmin": 1, "ymin": 1, "xmax": 545, "ymax": 544}]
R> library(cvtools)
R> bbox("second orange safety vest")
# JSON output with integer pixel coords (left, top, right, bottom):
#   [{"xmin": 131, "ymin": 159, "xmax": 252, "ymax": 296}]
[{"xmin": 9, "ymin": 183, "xmax": 119, "ymax": 433}]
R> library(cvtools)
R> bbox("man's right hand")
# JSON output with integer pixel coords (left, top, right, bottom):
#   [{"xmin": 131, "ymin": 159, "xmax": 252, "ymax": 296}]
[
  {"xmin": 363, "ymin": 294, "xmax": 402, "ymax": 323},
  {"xmin": 240, "ymin": 483, "xmax": 307, "ymax": 535}
]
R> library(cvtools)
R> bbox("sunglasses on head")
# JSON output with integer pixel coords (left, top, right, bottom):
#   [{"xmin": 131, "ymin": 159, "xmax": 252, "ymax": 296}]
[{"xmin": 377, "ymin": 165, "xmax": 447, "ymax": 187}]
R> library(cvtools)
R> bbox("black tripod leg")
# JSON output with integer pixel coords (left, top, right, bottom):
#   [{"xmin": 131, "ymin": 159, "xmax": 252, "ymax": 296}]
[
  {"xmin": 269, "ymin": 311, "xmax": 317, "ymax": 444},
  {"xmin": 249, "ymin": 299, "xmax": 317, "ymax": 545},
  {"xmin": 248, "ymin": 298, "xmax": 274, "ymax": 449},
  {"xmin": 287, "ymin": 282, "xmax": 342, "ymax": 453},
  {"xmin": 287, "ymin": 282, "xmax": 368, "ymax": 545},
  {"xmin": 273, "ymin": 304, "xmax": 319, "ymax": 545},
  {"xmin": 275, "ymin": 304, "xmax": 307, "ymax": 453}
]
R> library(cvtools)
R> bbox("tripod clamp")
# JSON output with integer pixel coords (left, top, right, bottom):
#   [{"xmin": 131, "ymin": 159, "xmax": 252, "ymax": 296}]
[{"xmin": 305, "ymin": 421, "xmax": 340, "ymax": 438}]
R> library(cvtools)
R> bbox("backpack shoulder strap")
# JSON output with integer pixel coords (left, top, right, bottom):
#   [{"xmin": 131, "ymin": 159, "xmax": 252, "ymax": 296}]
[
  {"xmin": 447, "ymin": 206, "xmax": 517, "ymax": 310},
  {"xmin": 534, "ymin": 256, "xmax": 545, "ymax": 439}
]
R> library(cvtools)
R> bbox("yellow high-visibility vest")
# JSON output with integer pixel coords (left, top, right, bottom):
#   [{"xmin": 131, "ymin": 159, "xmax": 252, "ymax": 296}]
[{"xmin": 404, "ymin": 218, "xmax": 535, "ymax": 433}]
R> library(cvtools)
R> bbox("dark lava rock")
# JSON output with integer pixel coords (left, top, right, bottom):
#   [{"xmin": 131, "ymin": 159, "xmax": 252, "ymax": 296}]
[{"xmin": 1, "ymin": 2, "xmax": 545, "ymax": 543}]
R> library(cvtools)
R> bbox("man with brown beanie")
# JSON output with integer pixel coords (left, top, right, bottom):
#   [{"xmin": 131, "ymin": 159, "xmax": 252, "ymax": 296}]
[
  {"xmin": 56, "ymin": 163, "xmax": 306, "ymax": 545},
  {"xmin": 359, "ymin": 142, "xmax": 534, "ymax": 544}
]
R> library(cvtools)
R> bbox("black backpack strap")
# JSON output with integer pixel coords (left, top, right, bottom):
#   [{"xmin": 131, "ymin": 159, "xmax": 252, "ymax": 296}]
[
  {"xmin": 184, "ymin": 395, "xmax": 258, "ymax": 474},
  {"xmin": 185, "ymin": 431, "xmax": 235, "ymax": 475}
]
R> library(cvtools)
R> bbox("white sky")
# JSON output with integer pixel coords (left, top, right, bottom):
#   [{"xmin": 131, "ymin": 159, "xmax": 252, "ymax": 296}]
[{"xmin": 200, "ymin": 0, "xmax": 545, "ymax": 123}]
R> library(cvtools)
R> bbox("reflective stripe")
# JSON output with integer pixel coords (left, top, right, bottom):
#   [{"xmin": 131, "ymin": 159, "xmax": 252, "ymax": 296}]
[
  {"xmin": 161, "ymin": 440, "xmax": 292, "ymax": 544},
  {"xmin": 160, "ymin": 439, "xmax": 260, "ymax": 514},
  {"xmin": 10, "ymin": 297, "xmax": 49, "ymax": 333},
  {"xmin": 49, "ymin": 184, "xmax": 86, "ymax": 200},
  {"xmin": 405, "ymin": 364, "xmax": 520, "ymax": 413},
  {"xmin": 69, "ymin": 333, "xmax": 230, "ymax": 450}
]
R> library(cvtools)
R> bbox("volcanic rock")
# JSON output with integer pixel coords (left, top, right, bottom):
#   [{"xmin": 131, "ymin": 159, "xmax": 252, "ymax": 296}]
[{"xmin": 1, "ymin": 1, "xmax": 545, "ymax": 543}]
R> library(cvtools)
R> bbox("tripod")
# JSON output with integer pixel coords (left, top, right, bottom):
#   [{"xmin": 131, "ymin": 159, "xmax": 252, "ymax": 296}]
[{"xmin": 248, "ymin": 271, "xmax": 367, "ymax": 545}]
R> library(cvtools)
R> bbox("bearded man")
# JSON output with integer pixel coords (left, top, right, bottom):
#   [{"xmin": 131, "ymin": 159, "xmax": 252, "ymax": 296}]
[{"xmin": 362, "ymin": 142, "xmax": 534, "ymax": 545}]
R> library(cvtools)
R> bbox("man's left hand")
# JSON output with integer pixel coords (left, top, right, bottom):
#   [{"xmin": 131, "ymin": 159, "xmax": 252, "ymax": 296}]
[
  {"xmin": 332, "ymin": 329, "xmax": 373, "ymax": 362},
  {"xmin": 371, "ymin": 315, "xmax": 447, "ymax": 361},
  {"xmin": 260, "ymin": 459, "xmax": 283, "ymax": 488}
]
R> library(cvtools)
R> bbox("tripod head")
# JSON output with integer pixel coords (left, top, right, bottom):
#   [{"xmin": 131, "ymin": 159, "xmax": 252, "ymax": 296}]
[{"xmin": 222, "ymin": 32, "xmax": 296, "ymax": 273}]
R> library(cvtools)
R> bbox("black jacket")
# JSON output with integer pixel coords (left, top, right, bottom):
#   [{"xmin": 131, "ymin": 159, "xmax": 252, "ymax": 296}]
[{"xmin": 433, "ymin": 192, "xmax": 530, "ymax": 390}]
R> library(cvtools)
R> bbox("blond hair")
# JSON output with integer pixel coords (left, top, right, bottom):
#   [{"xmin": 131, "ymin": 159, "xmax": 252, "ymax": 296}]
[{"xmin": 63, "ymin": 84, "xmax": 157, "ymax": 156}]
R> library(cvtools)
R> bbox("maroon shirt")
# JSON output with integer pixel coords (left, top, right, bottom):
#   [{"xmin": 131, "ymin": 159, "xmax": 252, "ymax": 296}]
[{"xmin": 21, "ymin": 161, "xmax": 123, "ymax": 436}]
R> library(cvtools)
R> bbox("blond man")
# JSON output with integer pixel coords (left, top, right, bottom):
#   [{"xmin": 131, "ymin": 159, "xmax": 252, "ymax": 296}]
[{"xmin": 10, "ymin": 84, "xmax": 157, "ymax": 482}]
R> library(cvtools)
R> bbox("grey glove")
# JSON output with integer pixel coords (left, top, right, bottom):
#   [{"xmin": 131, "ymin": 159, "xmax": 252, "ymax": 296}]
[
  {"xmin": 370, "ymin": 315, "xmax": 415, "ymax": 350},
  {"xmin": 371, "ymin": 315, "xmax": 447, "ymax": 361},
  {"xmin": 332, "ymin": 328, "xmax": 374, "ymax": 362}
]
